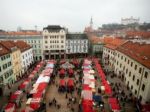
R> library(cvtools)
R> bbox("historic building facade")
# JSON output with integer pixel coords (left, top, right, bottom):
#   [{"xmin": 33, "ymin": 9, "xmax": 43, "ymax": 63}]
[
  {"xmin": 66, "ymin": 33, "xmax": 88, "ymax": 58},
  {"xmin": 43, "ymin": 25, "xmax": 66, "ymax": 59},
  {"xmin": 0, "ymin": 41, "xmax": 22, "ymax": 81},
  {"xmin": 114, "ymin": 41, "xmax": 150, "ymax": 104},
  {"xmin": 14, "ymin": 41, "xmax": 34, "ymax": 73},
  {"xmin": 0, "ymin": 42, "xmax": 15, "ymax": 96}
]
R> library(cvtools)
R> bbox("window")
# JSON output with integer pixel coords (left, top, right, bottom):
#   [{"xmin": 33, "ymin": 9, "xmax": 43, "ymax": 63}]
[
  {"xmin": 45, "ymin": 40, "xmax": 47, "ymax": 43},
  {"xmin": 0, "ymin": 66, "xmax": 1, "ymax": 72},
  {"xmin": 121, "ymin": 56, "xmax": 123, "ymax": 59},
  {"xmin": 137, "ymin": 79, "xmax": 139, "ymax": 85},
  {"xmin": 128, "ymin": 60, "xmax": 130, "ymax": 64},
  {"xmin": 61, "ymin": 40, "xmax": 64, "ymax": 43},
  {"xmin": 61, "ymin": 45, "xmax": 64, "ymax": 48},
  {"xmin": 142, "ymin": 84, "xmax": 145, "ymax": 91},
  {"xmin": 135, "ymin": 65, "xmax": 137, "ymax": 70},
  {"xmin": 129, "ymin": 71, "xmax": 131, "ymax": 77},
  {"xmin": 123, "ymin": 66, "xmax": 125, "ymax": 70},
  {"xmin": 135, "ymin": 90, "xmax": 137, "ymax": 95},
  {"xmin": 131, "ymin": 85, "xmax": 133, "ymax": 90},
  {"xmin": 120, "ymin": 63, "xmax": 122, "ymax": 68},
  {"xmin": 126, "ymin": 69, "xmax": 128, "ymax": 74},
  {"xmin": 144, "ymin": 71, "xmax": 148, "ymax": 78},
  {"xmin": 131, "ymin": 62, "xmax": 133, "ymax": 67},
  {"xmin": 139, "ymin": 68, "xmax": 142, "ymax": 74},
  {"xmin": 61, "ymin": 36, "xmax": 64, "ymax": 39},
  {"xmin": 125, "ymin": 58, "xmax": 126, "ymax": 62},
  {"xmin": 132, "ymin": 75, "xmax": 135, "ymax": 81}
]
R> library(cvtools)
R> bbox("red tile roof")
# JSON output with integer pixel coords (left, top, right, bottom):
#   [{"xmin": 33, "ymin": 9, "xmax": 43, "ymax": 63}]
[
  {"xmin": 105, "ymin": 38, "xmax": 126, "ymax": 50},
  {"xmin": 14, "ymin": 41, "xmax": 31, "ymax": 52},
  {"xmin": 117, "ymin": 41, "xmax": 150, "ymax": 69},
  {"xmin": 0, "ymin": 31, "xmax": 41, "ymax": 36},
  {"xmin": 0, "ymin": 41, "xmax": 17, "ymax": 51},
  {"xmin": 0, "ymin": 42, "xmax": 11, "ymax": 56},
  {"xmin": 126, "ymin": 31, "xmax": 150, "ymax": 38}
]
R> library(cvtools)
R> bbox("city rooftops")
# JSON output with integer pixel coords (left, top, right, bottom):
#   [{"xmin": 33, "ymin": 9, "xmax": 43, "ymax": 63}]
[
  {"xmin": 14, "ymin": 41, "xmax": 31, "ymax": 52},
  {"xmin": 126, "ymin": 31, "xmax": 150, "ymax": 38},
  {"xmin": 0, "ymin": 41, "xmax": 18, "ymax": 52},
  {"xmin": 117, "ymin": 41, "xmax": 150, "ymax": 69},
  {"xmin": 0, "ymin": 31, "xmax": 42, "ymax": 36},
  {"xmin": 66, "ymin": 33, "xmax": 88, "ymax": 39},
  {"xmin": 0, "ymin": 42, "xmax": 11, "ymax": 56},
  {"xmin": 105, "ymin": 38, "xmax": 126, "ymax": 50}
]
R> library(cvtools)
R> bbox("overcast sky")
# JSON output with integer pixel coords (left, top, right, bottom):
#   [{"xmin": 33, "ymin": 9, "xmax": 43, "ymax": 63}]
[{"xmin": 0, "ymin": 0, "xmax": 150, "ymax": 32}]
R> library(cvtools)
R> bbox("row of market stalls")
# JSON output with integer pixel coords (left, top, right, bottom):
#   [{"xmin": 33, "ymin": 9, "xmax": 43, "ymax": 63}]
[
  {"xmin": 93, "ymin": 58, "xmax": 121, "ymax": 112},
  {"xmin": 81, "ymin": 59, "xmax": 97, "ymax": 112},
  {"xmin": 21, "ymin": 60, "xmax": 56, "ymax": 112},
  {"xmin": 3, "ymin": 61, "xmax": 45, "ymax": 112}
]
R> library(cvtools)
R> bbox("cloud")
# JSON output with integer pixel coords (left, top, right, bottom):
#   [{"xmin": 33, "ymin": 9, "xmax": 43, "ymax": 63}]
[{"xmin": 0, "ymin": 0, "xmax": 150, "ymax": 31}]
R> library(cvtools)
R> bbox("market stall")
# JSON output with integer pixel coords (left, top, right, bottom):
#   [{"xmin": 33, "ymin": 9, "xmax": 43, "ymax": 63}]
[
  {"xmin": 59, "ymin": 68, "xmax": 65, "ymax": 78},
  {"xmin": 19, "ymin": 79, "xmax": 31, "ymax": 92},
  {"xmin": 4, "ymin": 103, "xmax": 16, "ymax": 112},
  {"xmin": 68, "ymin": 68, "xmax": 74, "ymax": 77},
  {"xmin": 67, "ymin": 79, "xmax": 74, "ymax": 92},
  {"xmin": 9, "ymin": 90, "xmax": 23, "ymax": 107},
  {"xmin": 59, "ymin": 79, "xmax": 66, "ymax": 92}
]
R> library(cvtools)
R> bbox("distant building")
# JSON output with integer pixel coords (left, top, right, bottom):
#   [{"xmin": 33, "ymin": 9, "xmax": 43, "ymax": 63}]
[
  {"xmin": 43, "ymin": 25, "xmax": 66, "ymax": 59},
  {"xmin": 66, "ymin": 33, "xmax": 88, "ymax": 58},
  {"xmin": 0, "ymin": 31, "xmax": 43, "ymax": 61},
  {"xmin": 121, "ymin": 16, "xmax": 140, "ymax": 25}
]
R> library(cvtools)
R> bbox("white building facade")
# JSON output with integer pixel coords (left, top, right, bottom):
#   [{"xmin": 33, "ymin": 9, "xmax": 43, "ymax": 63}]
[
  {"xmin": 66, "ymin": 33, "xmax": 88, "ymax": 58},
  {"xmin": 114, "ymin": 41, "xmax": 150, "ymax": 104},
  {"xmin": 43, "ymin": 25, "xmax": 66, "ymax": 59},
  {"xmin": 21, "ymin": 48, "xmax": 34, "ymax": 73}
]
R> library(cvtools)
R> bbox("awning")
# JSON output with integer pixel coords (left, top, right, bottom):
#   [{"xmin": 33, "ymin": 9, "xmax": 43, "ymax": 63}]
[
  {"xmin": 4, "ymin": 103, "xmax": 16, "ymax": 112},
  {"xmin": 60, "ymin": 79, "xmax": 65, "ymax": 86},
  {"xmin": 67, "ymin": 79, "xmax": 74, "ymax": 87}
]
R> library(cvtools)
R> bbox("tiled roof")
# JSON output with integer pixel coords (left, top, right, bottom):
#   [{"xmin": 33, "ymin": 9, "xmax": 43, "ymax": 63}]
[
  {"xmin": 0, "ymin": 41, "xmax": 17, "ymax": 51},
  {"xmin": 117, "ymin": 41, "xmax": 150, "ymax": 69},
  {"xmin": 126, "ymin": 31, "xmax": 150, "ymax": 38},
  {"xmin": 105, "ymin": 38, "xmax": 126, "ymax": 50},
  {"xmin": 0, "ymin": 31, "xmax": 41, "ymax": 36},
  {"xmin": 14, "ymin": 41, "xmax": 31, "ymax": 52},
  {"xmin": 0, "ymin": 42, "xmax": 10, "ymax": 56}
]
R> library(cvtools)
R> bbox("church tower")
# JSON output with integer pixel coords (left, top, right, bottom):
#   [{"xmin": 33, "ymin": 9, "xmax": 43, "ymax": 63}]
[{"xmin": 90, "ymin": 17, "xmax": 93, "ymax": 29}]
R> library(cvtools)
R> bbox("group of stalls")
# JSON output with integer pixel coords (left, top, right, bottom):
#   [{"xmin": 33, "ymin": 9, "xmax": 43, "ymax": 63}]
[
  {"xmin": 81, "ymin": 59, "xmax": 103, "ymax": 112},
  {"xmin": 3, "ymin": 61, "xmax": 45, "ymax": 112},
  {"xmin": 93, "ymin": 58, "xmax": 121, "ymax": 112},
  {"xmin": 58, "ymin": 61, "xmax": 75, "ymax": 93},
  {"xmin": 58, "ymin": 78, "xmax": 74, "ymax": 92},
  {"xmin": 21, "ymin": 60, "xmax": 55, "ymax": 112}
]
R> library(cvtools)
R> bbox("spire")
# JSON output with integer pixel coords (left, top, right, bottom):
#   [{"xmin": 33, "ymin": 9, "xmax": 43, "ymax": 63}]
[{"xmin": 90, "ymin": 17, "xmax": 93, "ymax": 28}]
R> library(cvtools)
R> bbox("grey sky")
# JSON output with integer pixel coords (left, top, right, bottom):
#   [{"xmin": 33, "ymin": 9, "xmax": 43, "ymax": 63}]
[{"xmin": 0, "ymin": 0, "xmax": 150, "ymax": 32}]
